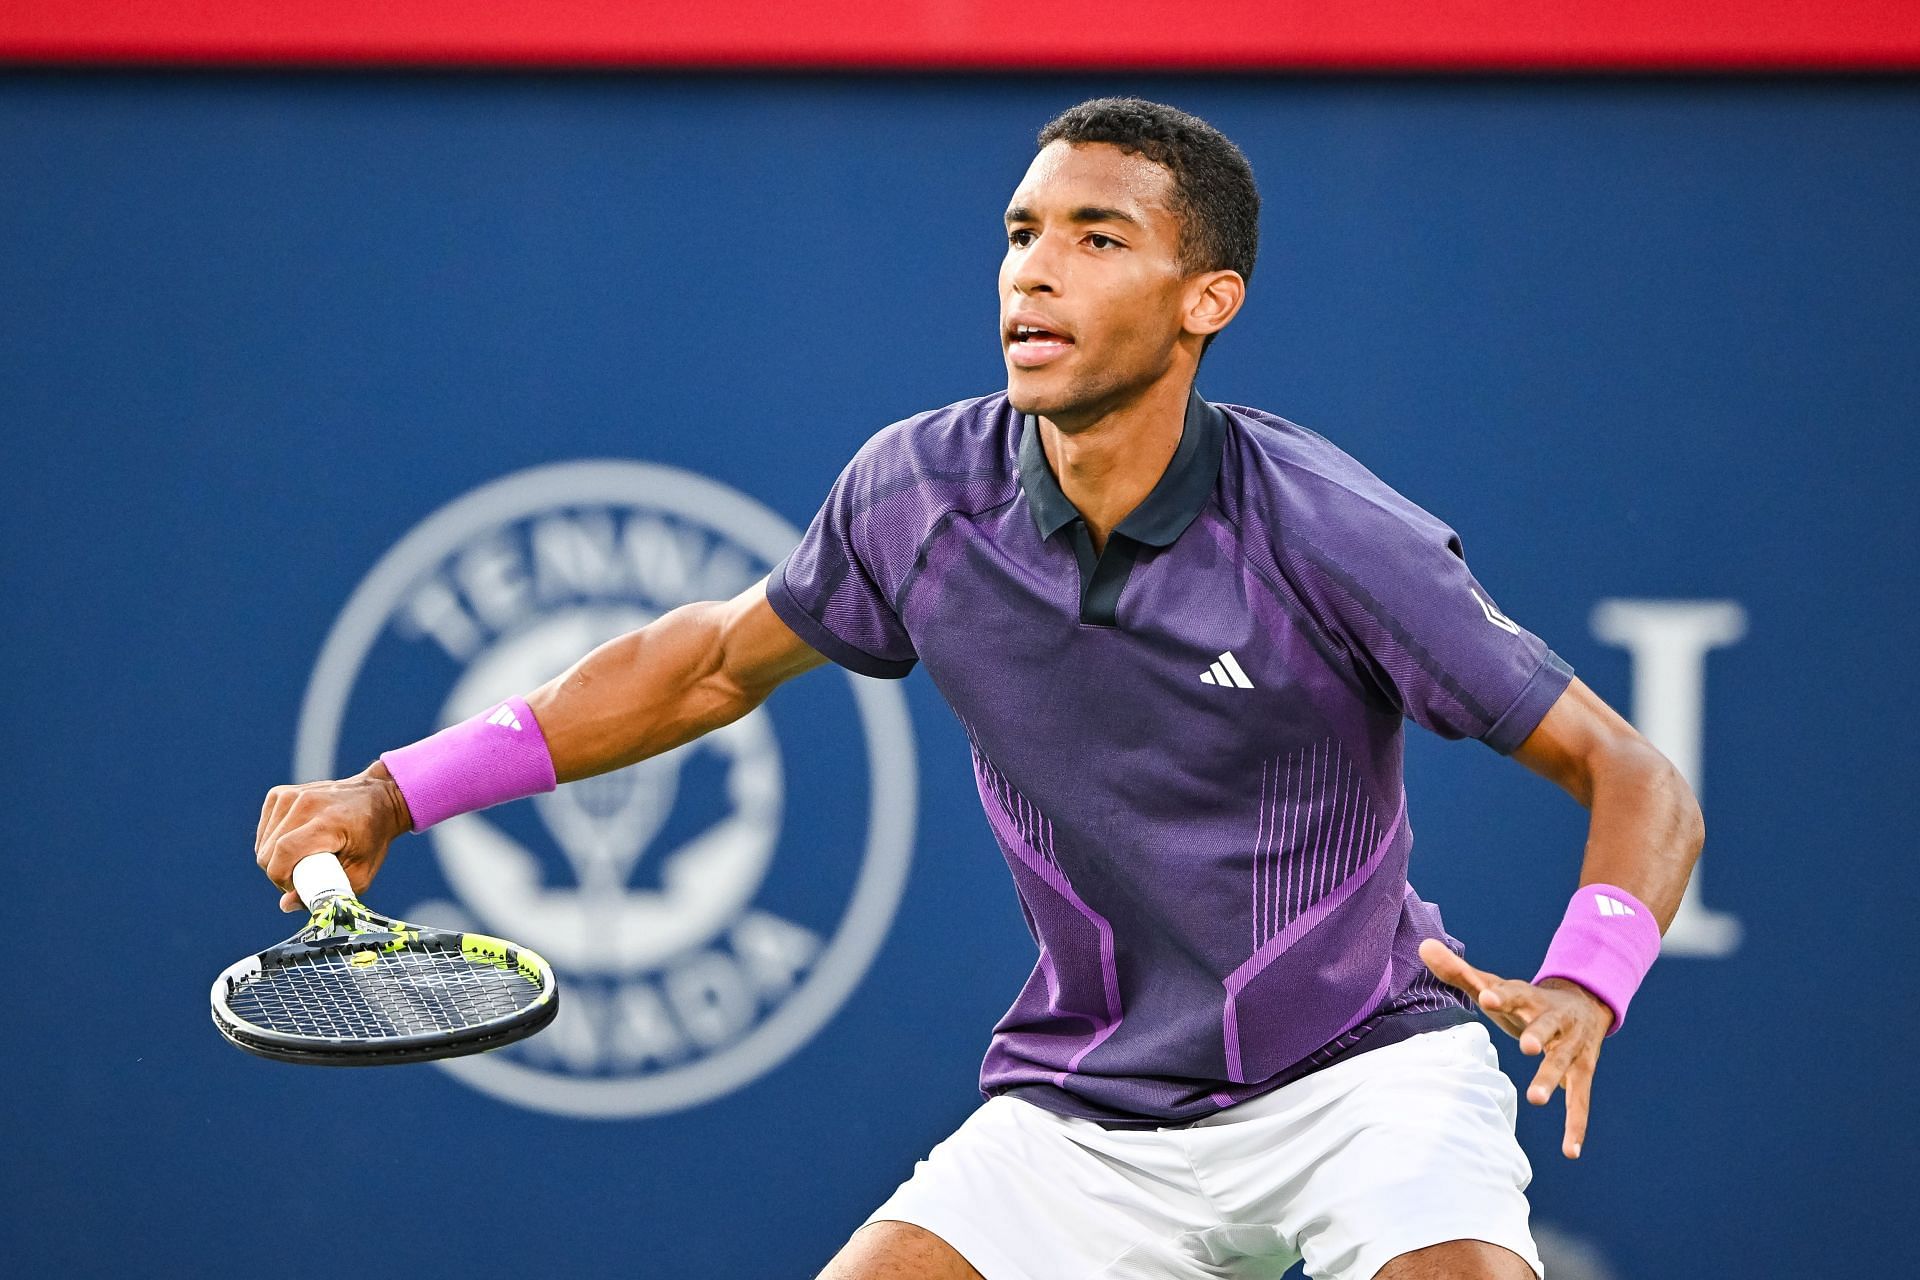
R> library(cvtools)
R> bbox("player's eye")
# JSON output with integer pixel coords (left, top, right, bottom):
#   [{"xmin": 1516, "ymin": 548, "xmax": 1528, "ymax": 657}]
[
  {"xmin": 1087, "ymin": 233, "xmax": 1119, "ymax": 250},
  {"xmin": 1007, "ymin": 229, "xmax": 1035, "ymax": 248}
]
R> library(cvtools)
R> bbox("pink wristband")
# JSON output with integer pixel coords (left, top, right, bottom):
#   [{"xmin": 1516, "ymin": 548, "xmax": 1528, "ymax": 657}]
[
  {"xmin": 380, "ymin": 696, "xmax": 558, "ymax": 831},
  {"xmin": 1531, "ymin": 883, "xmax": 1662, "ymax": 1035}
]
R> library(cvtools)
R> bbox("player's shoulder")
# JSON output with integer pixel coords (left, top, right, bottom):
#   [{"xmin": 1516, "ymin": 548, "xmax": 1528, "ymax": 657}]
[
  {"xmin": 1216, "ymin": 401, "xmax": 1458, "ymax": 552},
  {"xmin": 839, "ymin": 391, "xmax": 1022, "ymax": 511},
  {"xmin": 856, "ymin": 390, "xmax": 1017, "ymax": 466}
]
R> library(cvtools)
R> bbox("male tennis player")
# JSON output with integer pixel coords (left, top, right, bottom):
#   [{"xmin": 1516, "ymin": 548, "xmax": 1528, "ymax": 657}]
[{"xmin": 256, "ymin": 98, "xmax": 1703, "ymax": 1279}]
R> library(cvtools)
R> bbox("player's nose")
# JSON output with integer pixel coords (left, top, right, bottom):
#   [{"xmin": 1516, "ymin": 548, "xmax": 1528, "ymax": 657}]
[{"xmin": 1007, "ymin": 231, "xmax": 1064, "ymax": 296}]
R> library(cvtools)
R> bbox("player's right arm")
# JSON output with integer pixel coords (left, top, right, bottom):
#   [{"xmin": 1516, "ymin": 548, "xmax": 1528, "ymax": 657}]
[
  {"xmin": 529, "ymin": 576, "xmax": 828, "ymax": 782},
  {"xmin": 253, "ymin": 578, "xmax": 826, "ymax": 910}
]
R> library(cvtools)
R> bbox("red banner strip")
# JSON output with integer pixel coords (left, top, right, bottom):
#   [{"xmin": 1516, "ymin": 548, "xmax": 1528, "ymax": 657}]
[{"xmin": 3, "ymin": 1, "xmax": 1917, "ymax": 71}]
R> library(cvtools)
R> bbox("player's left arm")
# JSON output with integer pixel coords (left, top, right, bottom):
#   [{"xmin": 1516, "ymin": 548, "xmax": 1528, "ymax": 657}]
[{"xmin": 1419, "ymin": 675, "xmax": 1705, "ymax": 1159}]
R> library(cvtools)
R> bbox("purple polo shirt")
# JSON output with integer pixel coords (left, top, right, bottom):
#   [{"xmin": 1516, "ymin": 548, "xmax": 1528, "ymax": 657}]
[{"xmin": 767, "ymin": 389, "xmax": 1573, "ymax": 1126}]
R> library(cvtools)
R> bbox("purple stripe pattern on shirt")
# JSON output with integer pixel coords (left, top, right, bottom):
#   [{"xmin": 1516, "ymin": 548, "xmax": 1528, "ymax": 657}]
[
  {"xmin": 1224, "ymin": 775, "xmax": 1405, "ymax": 1083},
  {"xmin": 1255, "ymin": 740, "xmax": 1381, "ymax": 952},
  {"xmin": 965, "ymin": 721, "xmax": 1124, "ymax": 1085},
  {"xmin": 765, "ymin": 391, "xmax": 1573, "ymax": 1125}
]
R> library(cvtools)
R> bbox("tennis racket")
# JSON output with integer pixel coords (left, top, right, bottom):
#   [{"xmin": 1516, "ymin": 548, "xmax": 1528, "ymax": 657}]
[{"xmin": 211, "ymin": 851, "xmax": 559, "ymax": 1066}]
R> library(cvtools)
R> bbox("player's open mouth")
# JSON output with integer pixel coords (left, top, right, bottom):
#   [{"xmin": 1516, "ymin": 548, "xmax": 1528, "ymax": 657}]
[{"xmin": 1007, "ymin": 324, "xmax": 1074, "ymax": 369}]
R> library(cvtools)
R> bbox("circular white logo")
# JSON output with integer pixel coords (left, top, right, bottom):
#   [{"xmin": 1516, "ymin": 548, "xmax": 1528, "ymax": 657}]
[{"xmin": 295, "ymin": 460, "xmax": 917, "ymax": 1118}]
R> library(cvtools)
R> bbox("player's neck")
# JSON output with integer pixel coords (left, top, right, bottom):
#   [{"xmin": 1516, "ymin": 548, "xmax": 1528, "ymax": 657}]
[{"xmin": 1037, "ymin": 373, "xmax": 1193, "ymax": 554}]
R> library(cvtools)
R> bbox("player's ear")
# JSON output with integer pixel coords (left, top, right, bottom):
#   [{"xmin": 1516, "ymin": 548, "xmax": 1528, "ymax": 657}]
[{"xmin": 1182, "ymin": 269, "xmax": 1246, "ymax": 341}]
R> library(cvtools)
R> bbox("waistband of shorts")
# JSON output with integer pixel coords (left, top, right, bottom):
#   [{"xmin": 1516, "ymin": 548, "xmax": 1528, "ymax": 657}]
[{"xmin": 998, "ymin": 1006, "xmax": 1476, "ymax": 1132}]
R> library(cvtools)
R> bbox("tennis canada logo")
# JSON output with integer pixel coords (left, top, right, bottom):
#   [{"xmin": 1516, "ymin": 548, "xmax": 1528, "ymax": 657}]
[{"xmin": 295, "ymin": 460, "xmax": 917, "ymax": 1118}]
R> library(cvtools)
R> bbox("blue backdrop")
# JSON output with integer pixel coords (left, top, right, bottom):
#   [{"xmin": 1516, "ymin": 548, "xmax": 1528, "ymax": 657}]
[{"xmin": 3, "ymin": 72, "xmax": 1913, "ymax": 1278}]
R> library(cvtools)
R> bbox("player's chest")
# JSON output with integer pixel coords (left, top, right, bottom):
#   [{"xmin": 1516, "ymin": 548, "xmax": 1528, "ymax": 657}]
[{"xmin": 903, "ymin": 517, "xmax": 1347, "ymax": 759}]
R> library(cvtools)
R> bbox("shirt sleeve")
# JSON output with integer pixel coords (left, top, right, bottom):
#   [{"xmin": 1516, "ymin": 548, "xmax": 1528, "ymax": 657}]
[
  {"xmin": 765, "ymin": 435, "xmax": 920, "ymax": 680},
  {"xmin": 1280, "ymin": 490, "xmax": 1573, "ymax": 754}
]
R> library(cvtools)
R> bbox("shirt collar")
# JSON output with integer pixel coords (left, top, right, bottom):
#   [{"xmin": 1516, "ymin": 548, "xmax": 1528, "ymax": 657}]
[{"xmin": 1018, "ymin": 387, "xmax": 1226, "ymax": 548}]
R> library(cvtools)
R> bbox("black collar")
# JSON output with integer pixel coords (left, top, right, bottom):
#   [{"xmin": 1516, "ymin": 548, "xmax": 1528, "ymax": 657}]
[{"xmin": 1018, "ymin": 388, "xmax": 1226, "ymax": 548}]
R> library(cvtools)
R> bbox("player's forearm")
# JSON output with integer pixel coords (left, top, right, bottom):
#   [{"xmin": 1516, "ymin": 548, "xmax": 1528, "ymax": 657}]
[
  {"xmin": 1568, "ymin": 740, "xmax": 1704, "ymax": 934},
  {"xmin": 525, "ymin": 599, "xmax": 764, "ymax": 784},
  {"xmin": 1512, "ymin": 679, "xmax": 1704, "ymax": 935}
]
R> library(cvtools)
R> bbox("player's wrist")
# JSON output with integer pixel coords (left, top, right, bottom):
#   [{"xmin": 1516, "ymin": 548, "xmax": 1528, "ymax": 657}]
[
  {"xmin": 1531, "ymin": 883, "xmax": 1662, "ymax": 1035},
  {"xmin": 377, "ymin": 696, "xmax": 558, "ymax": 832},
  {"xmin": 1536, "ymin": 976, "xmax": 1614, "ymax": 1029},
  {"xmin": 357, "ymin": 760, "xmax": 414, "ymax": 840}
]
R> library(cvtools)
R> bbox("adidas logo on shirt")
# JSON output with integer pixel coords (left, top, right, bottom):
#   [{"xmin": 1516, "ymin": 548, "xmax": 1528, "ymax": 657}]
[
  {"xmin": 485, "ymin": 703, "xmax": 524, "ymax": 731},
  {"xmin": 1595, "ymin": 893, "xmax": 1637, "ymax": 918},
  {"xmin": 1199, "ymin": 650, "xmax": 1255, "ymax": 689}
]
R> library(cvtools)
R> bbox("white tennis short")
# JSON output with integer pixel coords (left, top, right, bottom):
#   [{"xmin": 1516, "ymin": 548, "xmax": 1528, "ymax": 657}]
[{"xmin": 863, "ymin": 1022, "xmax": 1542, "ymax": 1280}]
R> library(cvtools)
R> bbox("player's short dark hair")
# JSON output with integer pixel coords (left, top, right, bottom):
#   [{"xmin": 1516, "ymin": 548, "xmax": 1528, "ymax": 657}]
[{"xmin": 1037, "ymin": 97, "xmax": 1261, "ymax": 286}]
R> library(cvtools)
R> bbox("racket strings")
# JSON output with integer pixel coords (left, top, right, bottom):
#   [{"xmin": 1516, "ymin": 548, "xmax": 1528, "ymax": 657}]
[{"xmin": 228, "ymin": 944, "xmax": 541, "ymax": 1041}]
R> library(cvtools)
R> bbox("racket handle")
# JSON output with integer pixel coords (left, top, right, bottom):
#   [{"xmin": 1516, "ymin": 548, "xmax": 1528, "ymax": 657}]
[{"xmin": 291, "ymin": 852, "xmax": 356, "ymax": 908}]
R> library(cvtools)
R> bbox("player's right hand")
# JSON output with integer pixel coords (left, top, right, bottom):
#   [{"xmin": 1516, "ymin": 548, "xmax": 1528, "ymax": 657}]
[{"xmin": 254, "ymin": 762, "xmax": 413, "ymax": 912}]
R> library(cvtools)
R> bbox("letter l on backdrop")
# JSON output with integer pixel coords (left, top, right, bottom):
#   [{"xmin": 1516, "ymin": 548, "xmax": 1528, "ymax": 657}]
[{"xmin": 1590, "ymin": 599, "xmax": 1747, "ymax": 958}]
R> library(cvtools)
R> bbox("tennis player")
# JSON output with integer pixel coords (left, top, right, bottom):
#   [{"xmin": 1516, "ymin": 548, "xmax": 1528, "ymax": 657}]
[{"xmin": 255, "ymin": 98, "xmax": 1703, "ymax": 1279}]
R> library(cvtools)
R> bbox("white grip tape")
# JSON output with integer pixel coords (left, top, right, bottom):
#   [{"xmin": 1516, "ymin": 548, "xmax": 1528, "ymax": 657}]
[{"xmin": 291, "ymin": 852, "xmax": 355, "ymax": 908}]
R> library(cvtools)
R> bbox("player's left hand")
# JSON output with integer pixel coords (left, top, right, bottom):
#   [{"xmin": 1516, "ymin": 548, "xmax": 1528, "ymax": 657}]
[{"xmin": 1417, "ymin": 938, "xmax": 1613, "ymax": 1160}]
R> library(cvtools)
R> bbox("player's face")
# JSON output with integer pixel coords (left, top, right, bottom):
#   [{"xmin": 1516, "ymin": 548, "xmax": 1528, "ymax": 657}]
[{"xmin": 1000, "ymin": 142, "xmax": 1195, "ymax": 425}]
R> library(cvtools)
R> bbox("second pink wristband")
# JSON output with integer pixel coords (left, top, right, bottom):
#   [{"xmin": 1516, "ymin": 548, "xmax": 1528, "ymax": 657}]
[{"xmin": 1531, "ymin": 882, "xmax": 1662, "ymax": 1035}]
